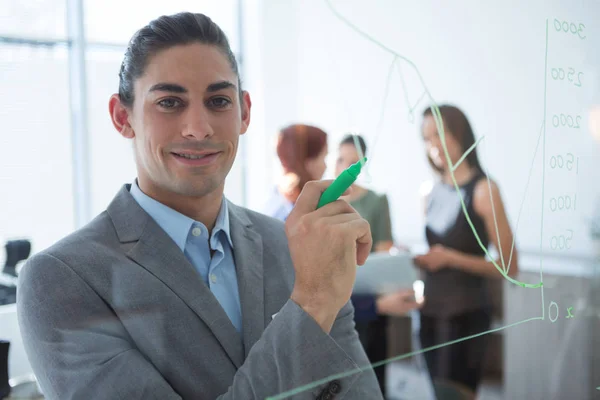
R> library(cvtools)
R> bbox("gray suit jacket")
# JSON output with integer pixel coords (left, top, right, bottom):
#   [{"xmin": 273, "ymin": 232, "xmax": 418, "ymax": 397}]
[{"xmin": 17, "ymin": 185, "xmax": 382, "ymax": 400}]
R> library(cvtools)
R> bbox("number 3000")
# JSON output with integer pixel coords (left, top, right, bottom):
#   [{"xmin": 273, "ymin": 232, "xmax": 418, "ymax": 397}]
[{"xmin": 553, "ymin": 19, "xmax": 586, "ymax": 39}]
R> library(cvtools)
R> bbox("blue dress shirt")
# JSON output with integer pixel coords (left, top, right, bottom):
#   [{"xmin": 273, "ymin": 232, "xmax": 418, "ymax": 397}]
[{"xmin": 130, "ymin": 181, "xmax": 242, "ymax": 333}]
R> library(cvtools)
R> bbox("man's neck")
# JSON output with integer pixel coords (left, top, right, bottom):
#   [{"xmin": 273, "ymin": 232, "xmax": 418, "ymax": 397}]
[{"xmin": 137, "ymin": 180, "xmax": 224, "ymax": 233}]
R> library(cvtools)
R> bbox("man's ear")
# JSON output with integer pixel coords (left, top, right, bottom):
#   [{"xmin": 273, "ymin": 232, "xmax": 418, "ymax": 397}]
[
  {"xmin": 109, "ymin": 94, "xmax": 134, "ymax": 139},
  {"xmin": 239, "ymin": 90, "xmax": 252, "ymax": 135}
]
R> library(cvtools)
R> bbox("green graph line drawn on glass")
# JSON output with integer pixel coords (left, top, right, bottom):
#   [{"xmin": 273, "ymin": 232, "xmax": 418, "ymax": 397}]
[
  {"xmin": 322, "ymin": 0, "xmax": 542, "ymax": 288},
  {"xmin": 482, "ymin": 157, "xmax": 508, "ymax": 273},
  {"xmin": 395, "ymin": 61, "xmax": 415, "ymax": 123},
  {"xmin": 369, "ymin": 55, "xmax": 397, "ymax": 169},
  {"xmin": 355, "ymin": 55, "xmax": 398, "ymax": 185},
  {"xmin": 410, "ymin": 90, "xmax": 427, "ymax": 116},
  {"xmin": 507, "ymin": 121, "xmax": 545, "ymax": 277},
  {"xmin": 266, "ymin": 316, "xmax": 544, "ymax": 400},
  {"xmin": 451, "ymin": 135, "xmax": 485, "ymax": 173}
]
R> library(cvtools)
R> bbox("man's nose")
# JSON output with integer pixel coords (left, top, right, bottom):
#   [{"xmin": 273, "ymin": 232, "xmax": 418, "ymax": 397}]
[{"xmin": 181, "ymin": 106, "xmax": 214, "ymax": 140}]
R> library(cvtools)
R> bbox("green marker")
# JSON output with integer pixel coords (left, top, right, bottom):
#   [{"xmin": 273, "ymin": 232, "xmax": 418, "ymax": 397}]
[{"xmin": 317, "ymin": 157, "xmax": 367, "ymax": 209}]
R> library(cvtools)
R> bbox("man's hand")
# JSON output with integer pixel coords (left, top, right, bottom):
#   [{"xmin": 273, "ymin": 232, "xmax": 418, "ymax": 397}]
[{"xmin": 286, "ymin": 180, "xmax": 373, "ymax": 333}]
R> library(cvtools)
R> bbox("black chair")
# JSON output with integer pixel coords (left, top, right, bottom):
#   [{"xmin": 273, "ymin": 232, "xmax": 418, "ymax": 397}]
[
  {"xmin": 0, "ymin": 341, "xmax": 9, "ymax": 399},
  {"xmin": 0, "ymin": 239, "xmax": 31, "ymax": 306},
  {"xmin": 3, "ymin": 240, "xmax": 31, "ymax": 277}
]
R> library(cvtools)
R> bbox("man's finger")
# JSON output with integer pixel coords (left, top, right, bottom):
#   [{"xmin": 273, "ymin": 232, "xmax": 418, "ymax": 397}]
[
  {"xmin": 309, "ymin": 200, "xmax": 357, "ymax": 221},
  {"xmin": 343, "ymin": 218, "xmax": 372, "ymax": 266},
  {"xmin": 321, "ymin": 212, "xmax": 363, "ymax": 226},
  {"xmin": 288, "ymin": 180, "xmax": 335, "ymax": 217}
]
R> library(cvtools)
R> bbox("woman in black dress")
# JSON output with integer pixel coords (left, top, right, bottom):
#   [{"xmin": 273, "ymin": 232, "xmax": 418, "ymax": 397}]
[{"xmin": 414, "ymin": 105, "xmax": 519, "ymax": 393}]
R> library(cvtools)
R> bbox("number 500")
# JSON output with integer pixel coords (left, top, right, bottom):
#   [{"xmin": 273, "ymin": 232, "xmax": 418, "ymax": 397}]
[{"xmin": 550, "ymin": 230, "xmax": 573, "ymax": 250}]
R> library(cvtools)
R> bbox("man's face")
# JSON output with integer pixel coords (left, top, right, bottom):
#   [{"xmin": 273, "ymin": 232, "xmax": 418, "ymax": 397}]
[{"xmin": 119, "ymin": 43, "xmax": 251, "ymax": 200}]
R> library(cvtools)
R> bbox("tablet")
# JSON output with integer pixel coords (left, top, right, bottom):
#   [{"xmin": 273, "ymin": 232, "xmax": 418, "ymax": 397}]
[{"xmin": 352, "ymin": 251, "xmax": 419, "ymax": 295}]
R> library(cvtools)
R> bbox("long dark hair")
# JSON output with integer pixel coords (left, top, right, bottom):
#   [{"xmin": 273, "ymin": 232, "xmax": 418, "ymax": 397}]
[
  {"xmin": 422, "ymin": 105, "xmax": 483, "ymax": 174},
  {"xmin": 118, "ymin": 12, "xmax": 240, "ymax": 108}
]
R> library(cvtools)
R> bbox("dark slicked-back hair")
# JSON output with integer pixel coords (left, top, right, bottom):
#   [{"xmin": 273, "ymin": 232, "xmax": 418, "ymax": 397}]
[{"xmin": 118, "ymin": 12, "xmax": 240, "ymax": 107}]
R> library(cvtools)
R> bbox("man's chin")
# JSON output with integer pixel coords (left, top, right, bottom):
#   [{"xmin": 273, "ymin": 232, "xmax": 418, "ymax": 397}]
[{"xmin": 172, "ymin": 179, "xmax": 223, "ymax": 198}]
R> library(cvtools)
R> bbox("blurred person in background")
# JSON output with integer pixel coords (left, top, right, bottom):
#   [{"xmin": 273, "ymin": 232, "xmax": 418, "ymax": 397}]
[
  {"xmin": 414, "ymin": 104, "xmax": 519, "ymax": 393},
  {"xmin": 336, "ymin": 134, "xmax": 421, "ymax": 396},
  {"xmin": 263, "ymin": 124, "xmax": 328, "ymax": 221},
  {"xmin": 267, "ymin": 129, "xmax": 421, "ymax": 397}
]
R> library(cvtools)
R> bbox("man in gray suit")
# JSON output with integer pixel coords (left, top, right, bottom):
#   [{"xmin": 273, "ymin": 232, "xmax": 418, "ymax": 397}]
[{"xmin": 17, "ymin": 12, "xmax": 383, "ymax": 400}]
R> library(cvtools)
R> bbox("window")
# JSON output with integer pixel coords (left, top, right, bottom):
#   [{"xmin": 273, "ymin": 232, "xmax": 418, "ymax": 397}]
[
  {"xmin": 0, "ymin": 44, "xmax": 74, "ymax": 254},
  {"xmin": 84, "ymin": 0, "xmax": 238, "ymax": 48},
  {"xmin": 0, "ymin": 0, "xmax": 67, "ymax": 40}
]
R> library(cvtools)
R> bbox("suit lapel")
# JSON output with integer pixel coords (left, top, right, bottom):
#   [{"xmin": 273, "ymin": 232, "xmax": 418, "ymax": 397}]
[
  {"xmin": 108, "ymin": 185, "xmax": 244, "ymax": 368},
  {"xmin": 228, "ymin": 202, "xmax": 265, "ymax": 358}
]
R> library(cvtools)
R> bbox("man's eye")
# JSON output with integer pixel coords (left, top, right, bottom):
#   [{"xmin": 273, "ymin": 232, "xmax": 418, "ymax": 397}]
[
  {"xmin": 208, "ymin": 97, "xmax": 232, "ymax": 109},
  {"xmin": 158, "ymin": 98, "xmax": 181, "ymax": 109}
]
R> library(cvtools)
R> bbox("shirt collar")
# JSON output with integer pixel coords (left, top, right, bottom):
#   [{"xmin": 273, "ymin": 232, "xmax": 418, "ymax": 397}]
[
  {"xmin": 213, "ymin": 196, "xmax": 233, "ymax": 248},
  {"xmin": 129, "ymin": 180, "xmax": 233, "ymax": 252}
]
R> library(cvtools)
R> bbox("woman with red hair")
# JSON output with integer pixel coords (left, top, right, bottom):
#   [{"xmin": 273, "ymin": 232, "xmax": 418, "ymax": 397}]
[{"xmin": 263, "ymin": 124, "xmax": 329, "ymax": 220}]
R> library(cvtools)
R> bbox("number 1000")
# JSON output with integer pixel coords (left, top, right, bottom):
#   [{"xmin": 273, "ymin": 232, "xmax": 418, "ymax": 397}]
[{"xmin": 549, "ymin": 195, "xmax": 577, "ymax": 212}]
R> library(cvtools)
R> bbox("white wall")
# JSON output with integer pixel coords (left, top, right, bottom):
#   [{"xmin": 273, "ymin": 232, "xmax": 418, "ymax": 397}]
[{"xmin": 252, "ymin": 0, "xmax": 600, "ymax": 258}]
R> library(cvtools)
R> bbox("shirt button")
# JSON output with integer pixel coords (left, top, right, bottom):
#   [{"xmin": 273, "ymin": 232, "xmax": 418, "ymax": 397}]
[
  {"xmin": 328, "ymin": 380, "xmax": 341, "ymax": 394},
  {"xmin": 210, "ymin": 274, "xmax": 217, "ymax": 284},
  {"xmin": 192, "ymin": 227, "xmax": 202, "ymax": 237}
]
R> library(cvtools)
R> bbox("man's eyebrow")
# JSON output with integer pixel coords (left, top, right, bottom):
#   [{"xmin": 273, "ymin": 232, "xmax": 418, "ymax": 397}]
[
  {"xmin": 207, "ymin": 80, "xmax": 237, "ymax": 93},
  {"xmin": 148, "ymin": 83, "xmax": 188, "ymax": 94}
]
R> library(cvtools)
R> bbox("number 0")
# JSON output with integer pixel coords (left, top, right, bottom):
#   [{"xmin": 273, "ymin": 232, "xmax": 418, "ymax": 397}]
[
  {"xmin": 570, "ymin": 23, "xmax": 577, "ymax": 33},
  {"xmin": 554, "ymin": 19, "xmax": 561, "ymax": 31}
]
